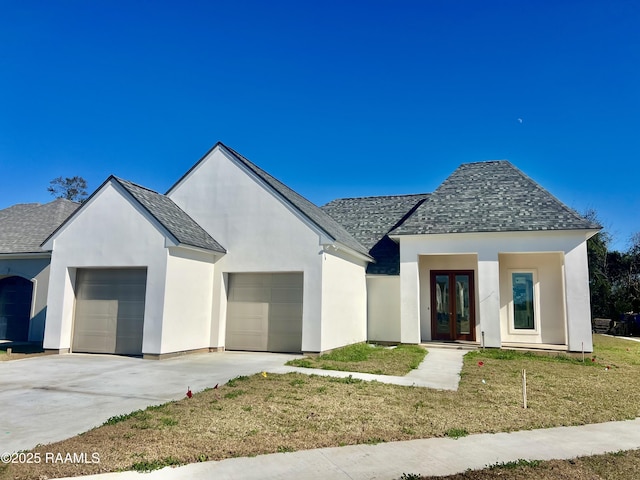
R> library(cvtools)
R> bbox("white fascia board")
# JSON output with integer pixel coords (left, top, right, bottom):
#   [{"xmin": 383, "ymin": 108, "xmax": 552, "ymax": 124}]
[
  {"xmin": 171, "ymin": 243, "xmax": 224, "ymax": 259},
  {"xmin": 391, "ymin": 229, "xmax": 600, "ymax": 242},
  {"xmin": 322, "ymin": 242, "xmax": 372, "ymax": 263},
  {"xmin": 0, "ymin": 252, "xmax": 51, "ymax": 259}
]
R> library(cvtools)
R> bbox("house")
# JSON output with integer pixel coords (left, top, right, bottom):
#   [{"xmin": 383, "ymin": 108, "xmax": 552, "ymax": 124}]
[
  {"xmin": 0, "ymin": 199, "xmax": 79, "ymax": 342},
  {"xmin": 324, "ymin": 161, "xmax": 600, "ymax": 351},
  {"xmin": 5, "ymin": 142, "xmax": 599, "ymax": 357}
]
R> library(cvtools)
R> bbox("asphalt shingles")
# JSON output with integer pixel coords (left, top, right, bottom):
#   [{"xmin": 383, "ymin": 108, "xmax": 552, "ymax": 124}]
[
  {"xmin": 322, "ymin": 194, "xmax": 429, "ymax": 274},
  {"xmin": 0, "ymin": 199, "xmax": 79, "ymax": 253},
  {"xmin": 114, "ymin": 178, "xmax": 226, "ymax": 253},
  {"xmin": 394, "ymin": 161, "xmax": 600, "ymax": 235}
]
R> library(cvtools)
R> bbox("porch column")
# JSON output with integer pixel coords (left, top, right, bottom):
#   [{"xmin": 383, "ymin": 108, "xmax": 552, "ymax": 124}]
[
  {"xmin": 564, "ymin": 242, "xmax": 593, "ymax": 352},
  {"xmin": 477, "ymin": 254, "xmax": 502, "ymax": 348},
  {"xmin": 400, "ymin": 258, "xmax": 420, "ymax": 344}
]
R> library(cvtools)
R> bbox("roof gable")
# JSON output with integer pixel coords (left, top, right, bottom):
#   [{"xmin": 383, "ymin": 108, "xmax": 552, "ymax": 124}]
[
  {"xmin": 42, "ymin": 177, "xmax": 225, "ymax": 253},
  {"xmin": 167, "ymin": 142, "xmax": 371, "ymax": 259},
  {"xmin": 0, "ymin": 199, "xmax": 79, "ymax": 254},
  {"xmin": 393, "ymin": 161, "xmax": 601, "ymax": 235}
]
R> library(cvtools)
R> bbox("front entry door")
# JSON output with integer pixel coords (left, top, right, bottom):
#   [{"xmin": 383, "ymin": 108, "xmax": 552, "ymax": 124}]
[{"xmin": 431, "ymin": 271, "xmax": 475, "ymax": 341}]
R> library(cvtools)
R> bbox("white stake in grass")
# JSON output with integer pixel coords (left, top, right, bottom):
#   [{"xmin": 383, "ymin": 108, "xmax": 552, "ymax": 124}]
[{"xmin": 522, "ymin": 369, "xmax": 527, "ymax": 409}]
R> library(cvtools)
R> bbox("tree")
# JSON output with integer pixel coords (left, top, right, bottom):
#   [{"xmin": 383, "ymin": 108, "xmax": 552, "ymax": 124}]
[
  {"xmin": 47, "ymin": 176, "xmax": 88, "ymax": 202},
  {"xmin": 585, "ymin": 209, "xmax": 611, "ymax": 318}
]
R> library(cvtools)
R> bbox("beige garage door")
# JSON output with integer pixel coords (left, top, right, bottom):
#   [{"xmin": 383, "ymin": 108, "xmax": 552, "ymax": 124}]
[
  {"xmin": 72, "ymin": 268, "xmax": 146, "ymax": 355},
  {"xmin": 226, "ymin": 273, "xmax": 303, "ymax": 353}
]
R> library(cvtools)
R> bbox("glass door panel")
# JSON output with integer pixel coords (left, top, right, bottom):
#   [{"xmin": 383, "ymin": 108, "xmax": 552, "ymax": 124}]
[
  {"xmin": 431, "ymin": 270, "xmax": 475, "ymax": 341},
  {"xmin": 435, "ymin": 275, "xmax": 450, "ymax": 336},
  {"xmin": 455, "ymin": 274, "xmax": 471, "ymax": 335}
]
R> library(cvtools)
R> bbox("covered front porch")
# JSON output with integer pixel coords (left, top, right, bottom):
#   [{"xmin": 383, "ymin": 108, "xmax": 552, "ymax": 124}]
[{"xmin": 398, "ymin": 232, "xmax": 594, "ymax": 352}]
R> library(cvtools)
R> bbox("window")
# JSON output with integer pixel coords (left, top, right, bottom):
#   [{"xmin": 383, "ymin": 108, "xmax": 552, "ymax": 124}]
[{"xmin": 509, "ymin": 270, "xmax": 538, "ymax": 332}]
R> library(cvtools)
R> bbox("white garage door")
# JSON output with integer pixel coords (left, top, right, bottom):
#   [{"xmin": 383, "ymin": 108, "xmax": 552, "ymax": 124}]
[
  {"xmin": 226, "ymin": 273, "xmax": 303, "ymax": 353},
  {"xmin": 72, "ymin": 268, "xmax": 146, "ymax": 355}
]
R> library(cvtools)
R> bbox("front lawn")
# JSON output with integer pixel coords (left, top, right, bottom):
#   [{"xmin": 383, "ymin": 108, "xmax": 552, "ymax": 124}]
[
  {"xmin": 286, "ymin": 342, "xmax": 427, "ymax": 375},
  {"xmin": 3, "ymin": 335, "xmax": 639, "ymax": 480}
]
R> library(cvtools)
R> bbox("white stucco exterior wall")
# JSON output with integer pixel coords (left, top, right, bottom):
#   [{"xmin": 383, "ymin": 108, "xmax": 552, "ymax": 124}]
[
  {"xmin": 399, "ymin": 258, "xmax": 420, "ymax": 344},
  {"xmin": 320, "ymin": 248, "xmax": 367, "ymax": 351},
  {"xmin": 0, "ymin": 256, "xmax": 51, "ymax": 341},
  {"xmin": 161, "ymin": 248, "xmax": 216, "ymax": 354},
  {"xmin": 367, "ymin": 275, "xmax": 401, "ymax": 342},
  {"xmin": 477, "ymin": 254, "xmax": 502, "ymax": 348},
  {"xmin": 43, "ymin": 183, "xmax": 170, "ymax": 354},
  {"xmin": 499, "ymin": 252, "xmax": 566, "ymax": 345},
  {"xmin": 168, "ymin": 146, "xmax": 366, "ymax": 353},
  {"xmin": 564, "ymin": 241, "xmax": 593, "ymax": 352},
  {"xmin": 397, "ymin": 230, "xmax": 596, "ymax": 350}
]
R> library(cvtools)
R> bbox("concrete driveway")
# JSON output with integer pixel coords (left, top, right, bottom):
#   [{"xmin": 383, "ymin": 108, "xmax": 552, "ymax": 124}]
[{"xmin": 0, "ymin": 351, "xmax": 298, "ymax": 453}]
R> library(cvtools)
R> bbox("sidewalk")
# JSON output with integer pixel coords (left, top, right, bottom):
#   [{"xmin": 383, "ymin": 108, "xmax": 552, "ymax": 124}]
[
  {"xmin": 269, "ymin": 345, "xmax": 469, "ymax": 390},
  {"xmin": 63, "ymin": 418, "xmax": 640, "ymax": 480}
]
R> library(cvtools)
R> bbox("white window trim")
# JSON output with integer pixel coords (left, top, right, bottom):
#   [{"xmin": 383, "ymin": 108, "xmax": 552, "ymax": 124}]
[{"xmin": 507, "ymin": 269, "xmax": 540, "ymax": 335}]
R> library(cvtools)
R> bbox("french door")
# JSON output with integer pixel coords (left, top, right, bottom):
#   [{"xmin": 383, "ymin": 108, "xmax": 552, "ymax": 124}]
[{"xmin": 430, "ymin": 270, "xmax": 475, "ymax": 341}]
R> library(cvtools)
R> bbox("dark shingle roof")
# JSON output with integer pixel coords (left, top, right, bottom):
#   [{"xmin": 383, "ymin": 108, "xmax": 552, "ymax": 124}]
[
  {"xmin": 0, "ymin": 199, "xmax": 79, "ymax": 254},
  {"xmin": 322, "ymin": 194, "xmax": 429, "ymax": 274},
  {"xmin": 219, "ymin": 144, "xmax": 371, "ymax": 258},
  {"xmin": 394, "ymin": 161, "xmax": 601, "ymax": 235},
  {"xmin": 114, "ymin": 177, "xmax": 226, "ymax": 253}
]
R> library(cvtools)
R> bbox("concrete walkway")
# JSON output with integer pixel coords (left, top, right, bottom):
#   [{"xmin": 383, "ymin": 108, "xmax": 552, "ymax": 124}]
[
  {"xmin": 62, "ymin": 418, "xmax": 640, "ymax": 480},
  {"xmin": 270, "ymin": 346, "xmax": 468, "ymax": 390}
]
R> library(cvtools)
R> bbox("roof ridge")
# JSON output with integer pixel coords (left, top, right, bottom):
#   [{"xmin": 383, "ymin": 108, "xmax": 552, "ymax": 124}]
[
  {"xmin": 326, "ymin": 192, "xmax": 431, "ymax": 202},
  {"xmin": 113, "ymin": 176, "xmax": 162, "ymax": 195}
]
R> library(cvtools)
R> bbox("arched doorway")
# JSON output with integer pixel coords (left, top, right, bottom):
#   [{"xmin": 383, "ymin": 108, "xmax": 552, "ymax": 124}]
[{"xmin": 0, "ymin": 276, "xmax": 33, "ymax": 341}]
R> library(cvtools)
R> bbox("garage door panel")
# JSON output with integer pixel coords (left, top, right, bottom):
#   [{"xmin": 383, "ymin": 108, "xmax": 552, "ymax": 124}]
[
  {"xmin": 270, "ymin": 287, "xmax": 303, "ymax": 303},
  {"xmin": 73, "ymin": 269, "xmax": 146, "ymax": 356},
  {"xmin": 229, "ymin": 286, "xmax": 270, "ymax": 303},
  {"xmin": 226, "ymin": 302, "xmax": 269, "ymax": 351},
  {"xmin": 268, "ymin": 304, "xmax": 303, "ymax": 331},
  {"xmin": 226, "ymin": 273, "xmax": 302, "ymax": 353}
]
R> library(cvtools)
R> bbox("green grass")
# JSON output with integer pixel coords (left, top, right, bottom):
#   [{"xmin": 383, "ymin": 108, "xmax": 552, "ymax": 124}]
[
  {"xmin": 466, "ymin": 348, "xmax": 600, "ymax": 366},
  {"xmin": 286, "ymin": 343, "xmax": 427, "ymax": 376},
  {"xmin": 129, "ymin": 457, "xmax": 182, "ymax": 472},
  {"xmin": 486, "ymin": 459, "xmax": 542, "ymax": 470},
  {"xmin": 445, "ymin": 428, "xmax": 469, "ymax": 439}
]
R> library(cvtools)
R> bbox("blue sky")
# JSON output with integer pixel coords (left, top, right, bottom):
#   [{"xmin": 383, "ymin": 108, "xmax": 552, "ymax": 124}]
[{"xmin": 1, "ymin": 1, "xmax": 638, "ymax": 250}]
